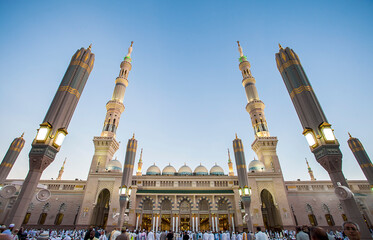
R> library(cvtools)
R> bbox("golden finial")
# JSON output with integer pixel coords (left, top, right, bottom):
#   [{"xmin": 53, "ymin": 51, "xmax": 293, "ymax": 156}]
[
  {"xmin": 88, "ymin": 44, "xmax": 92, "ymax": 51},
  {"xmin": 348, "ymin": 132, "xmax": 352, "ymax": 138},
  {"xmin": 131, "ymin": 41, "xmax": 134, "ymax": 47},
  {"xmin": 278, "ymin": 43, "xmax": 283, "ymax": 50},
  {"xmin": 237, "ymin": 41, "xmax": 240, "ymax": 47},
  {"xmin": 21, "ymin": 132, "xmax": 24, "ymax": 138},
  {"xmin": 235, "ymin": 133, "xmax": 238, "ymax": 139},
  {"xmin": 132, "ymin": 133, "xmax": 135, "ymax": 139},
  {"xmin": 228, "ymin": 148, "xmax": 231, "ymax": 158}
]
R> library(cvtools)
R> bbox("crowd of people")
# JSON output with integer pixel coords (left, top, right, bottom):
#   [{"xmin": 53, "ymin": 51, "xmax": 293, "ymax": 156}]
[{"xmin": 0, "ymin": 222, "xmax": 369, "ymax": 240}]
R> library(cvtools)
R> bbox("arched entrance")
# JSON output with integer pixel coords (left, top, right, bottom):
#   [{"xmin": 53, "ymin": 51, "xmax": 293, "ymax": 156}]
[
  {"xmin": 91, "ymin": 189, "xmax": 111, "ymax": 228},
  {"xmin": 260, "ymin": 189, "xmax": 282, "ymax": 230},
  {"xmin": 161, "ymin": 199, "xmax": 172, "ymax": 231},
  {"xmin": 199, "ymin": 199, "xmax": 210, "ymax": 231},
  {"xmin": 179, "ymin": 200, "xmax": 191, "ymax": 231}
]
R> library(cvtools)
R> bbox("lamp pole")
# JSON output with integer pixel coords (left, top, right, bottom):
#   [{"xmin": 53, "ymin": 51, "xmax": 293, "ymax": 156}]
[
  {"xmin": 275, "ymin": 45, "xmax": 371, "ymax": 240},
  {"xmin": 232, "ymin": 134, "xmax": 253, "ymax": 232},
  {"xmin": 118, "ymin": 135, "xmax": 137, "ymax": 228},
  {"xmin": 6, "ymin": 45, "xmax": 94, "ymax": 228}
]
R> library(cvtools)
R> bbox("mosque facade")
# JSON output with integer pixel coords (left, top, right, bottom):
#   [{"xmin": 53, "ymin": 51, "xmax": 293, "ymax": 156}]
[{"xmin": 0, "ymin": 44, "xmax": 372, "ymax": 231}]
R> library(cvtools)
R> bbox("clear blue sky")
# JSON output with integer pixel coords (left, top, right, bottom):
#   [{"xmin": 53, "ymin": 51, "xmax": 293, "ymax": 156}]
[{"xmin": 1, "ymin": 0, "xmax": 372, "ymax": 181}]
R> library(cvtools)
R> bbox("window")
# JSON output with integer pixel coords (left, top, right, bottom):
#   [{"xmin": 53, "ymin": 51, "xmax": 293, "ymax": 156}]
[
  {"xmin": 325, "ymin": 214, "xmax": 335, "ymax": 226},
  {"xmin": 38, "ymin": 213, "xmax": 47, "ymax": 225},
  {"xmin": 55, "ymin": 213, "xmax": 64, "ymax": 225},
  {"xmin": 23, "ymin": 213, "xmax": 31, "ymax": 224},
  {"xmin": 308, "ymin": 214, "xmax": 318, "ymax": 226}
]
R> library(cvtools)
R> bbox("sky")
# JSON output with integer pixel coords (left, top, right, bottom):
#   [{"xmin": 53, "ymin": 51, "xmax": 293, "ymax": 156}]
[{"xmin": 0, "ymin": 0, "xmax": 372, "ymax": 182}]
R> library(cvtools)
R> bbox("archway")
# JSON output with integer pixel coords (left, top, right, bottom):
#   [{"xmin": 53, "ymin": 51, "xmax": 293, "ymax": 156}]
[
  {"xmin": 91, "ymin": 189, "xmax": 111, "ymax": 228},
  {"xmin": 260, "ymin": 189, "xmax": 282, "ymax": 230},
  {"xmin": 199, "ymin": 199, "xmax": 210, "ymax": 231}
]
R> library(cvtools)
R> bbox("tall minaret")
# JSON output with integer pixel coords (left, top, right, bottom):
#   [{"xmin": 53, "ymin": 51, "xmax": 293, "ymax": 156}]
[
  {"xmin": 275, "ymin": 45, "xmax": 372, "ymax": 239},
  {"xmin": 237, "ymin": 41, "xmax": 281, "ymax": 172},
  {"xmin": 347, "ymin": 133, "xmax": 373, "ymax": 187},
  {"xmin": 89, "ymin": 42, "xmax": 134, "ymax": 173},
  {"xmin": 305, "ymin": 158, "xmax": 316, "ymax": 181},
  {"xmin": 227, "ymin": 149, "xmax": 234, "ymax": 176},
  {"xmin": 136, "ymin": 148, "xmax": 143, "ymax": 176},
  {"xmin": 0, "ymin": 133, "xmax": 25, "ymax": 184},
  {"xmin": 232, "ymin": 134, "xmax": 252, "ymax": 232},
  {"xmin": 56, "ymin": 158, "xmax": 66, "ymax": 180},
  {"xmin": 6, "ymin": 45, "xmax": 94, "ymax": 228}
]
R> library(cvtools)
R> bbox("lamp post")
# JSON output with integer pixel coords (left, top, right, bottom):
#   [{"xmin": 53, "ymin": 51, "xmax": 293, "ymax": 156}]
[
  {"xmin": 5, "ymin": 45, "xmax": 94, "ymax": 228},
  {"xmin": 232, "ymin": 134, "xmax": 253, "ymax": 232},
  {"xmin": 275, "ymin": 45, "xmax": 372, "ymax": 240},
  {"xmin": 118, "ymin": 135, "xmax": 137, "ymax": 228}
]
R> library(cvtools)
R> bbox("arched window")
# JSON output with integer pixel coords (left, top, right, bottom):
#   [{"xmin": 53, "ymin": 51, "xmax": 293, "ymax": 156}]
[
  {"xmin": 55, "ymin": 213, "xmax": 64, "ymax": 225},
  {"xmin": 217, "ymin": 199, "xmax": 228, "ymax": 211},
  {"xmin": 161, "ymin": 199, "xmax": 172, "ymax": 211},
  {"xmin": 23, "ymin": 213, "xmax": 31, "ymax": 224},
  {"xmin": 325, "ymin": 214, "xmax": 335, "ymax": 226},
  {"xmin": 199, "ymin": 199, "xmax": 209, "ymax": 211},
  {"xmin": 38, "ymin": 213, "xmax": 47, "ymax": 225},
  {"xmin": 180, "ymin": 200, "xmax": 191, "ymax": 212},
  {"xmin": 143, "ymin": 199, "xmax": 153, "ymax": 210}
]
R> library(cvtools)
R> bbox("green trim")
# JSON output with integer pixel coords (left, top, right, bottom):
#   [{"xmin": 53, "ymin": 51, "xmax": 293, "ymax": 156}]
[
  {"xmin": 239, "ymin": 56, "xmax": 247, "ymax": 63},
  {"xmin": 137, "ymin": 189, "xmax": 234, "ymax": 194}
]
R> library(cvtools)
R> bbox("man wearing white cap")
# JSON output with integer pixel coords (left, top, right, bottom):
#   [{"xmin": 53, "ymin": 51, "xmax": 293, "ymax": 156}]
[{"xmin": 2, "ymin": 224, "xmax": 15, "ymax": 236}]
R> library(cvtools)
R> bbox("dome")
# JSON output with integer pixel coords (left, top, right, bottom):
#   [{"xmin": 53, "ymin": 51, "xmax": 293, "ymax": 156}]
[
  {"xmin": 194, "ymin": 164, "xmax": 208, "ymax": 176},
  {"xmin": 210, "ymin": 164, "xmax": 224, "ymax": 176},
  {"xmin": 162, "ymin": 164, "xmax": 176, "ymax": 175},
  {"xmin": 146, "ymin": 164, "xmax": 161, "ymax": 175},
  {"xmin": 106, "ymin": 159, "xmax": 122, "ymax": 172},
  {"xmin": 248, "ymin": 159, "xmax": 265, "ymax": 173},
  {"xmin": 178, "ymin": 164, "xmax": 192, "ymax": 175}
]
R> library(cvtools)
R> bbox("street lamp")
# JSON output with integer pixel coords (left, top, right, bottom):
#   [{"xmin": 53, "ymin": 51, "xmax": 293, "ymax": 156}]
[
  {"xmin": 238, "ymin": 186, "xmax": 251, "ymax": 197},
  {"xmin": 53, "ymin": 128, "xmax": 68, "ymax": 147},
  {"xmin": 35, "ymin": 122, "xmax": 52, "ymax": 142},
  {"xmin": 303, "ymin": 128, "xmax": 317, "ymax": 148},
  {"xmin": 119, "ymin": 185, "xmax": 132, "ymax": 197},
  {"xmin": 319, "ymin": 122, "xmax": 336, "ymax": 142}
]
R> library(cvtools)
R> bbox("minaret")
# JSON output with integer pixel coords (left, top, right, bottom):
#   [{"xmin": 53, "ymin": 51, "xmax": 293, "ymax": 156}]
[
  {"xmin": 56, "ymin": 158, "xmax": 66, "ymax": 180},
  {"xmin": 276, "ymin": 45, "xmax": 371, "ymax": 240},
  {"xmin": 347, "ymin": 133, "xmax": 373, "ymax": 187},
  {"xmin": 227, "ymin": 149, "xmax": 234, "ymax": 176},
  {"xmin": 237, "ymin": 41, "xmax": 281, "ymax": 172},
  {"xmin": 136, "ymin": 148, "xmax": 143, "ymax": 176},
  {"xmin": 6, "ymin": 45, "xmax": 94, "ymax": 228},
  {"xmin": 232, "ymin": 134, "xmax": 253, "ymax": 232},
  {"xmin": 0, "ymin": 133, "xmax": 25, "ymax": 184},
  {"xmin": 89, "ymin": 42, "xmax": 134, "ymax": 173},
  {"xmin": 118, "ymin": 134, "xmax": 138, "ymax": 228},
  {"xmin": 305, "ymin": 158, "xmax": 316, "ymax": 181}
]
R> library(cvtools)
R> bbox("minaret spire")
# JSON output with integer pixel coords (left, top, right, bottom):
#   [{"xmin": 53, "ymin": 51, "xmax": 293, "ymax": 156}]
[
  {"xmin": 136, "ymin": 148, "xmax": 143, "ymax": 176},
  {"xmin": 90, "ymin": 41, "xmax": 134, "ymax": 173},
  {"xmin": 101, "ymin": 42, "xmax": 134, "ymax": 138},
  {"xmin": 305, "ymin": 158, "xmax": 316, "ymax": 181},
  {"xmin": 228, "ymin": 148, "xmax": 234, "ymax": 176},
  {"xmin": 57, "ymin": 158, "xmax": 66, "ymax": 180}
]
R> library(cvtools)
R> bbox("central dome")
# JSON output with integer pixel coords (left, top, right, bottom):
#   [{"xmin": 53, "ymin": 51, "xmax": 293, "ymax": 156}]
[
  {"xmin": 146, "ymin": 164, "xmax": 161, "ymax": 175},
  {"xmin": 178, "ymin": 164, "xmax": 192, "ymax": 175},
  {"xmin": 162, "ymin": 164, "xmax": 176, "ymax": 175},
  {"xmin": 106, "ymin": 159, "xmax": 122, "ymax": 172},
  {"xmin": 194, "ymin": 164, "xmax": 208, "ymax": 175},
  {"xmin": 248, "ymin": 159, "xmax": 265, "ymax": 172}
]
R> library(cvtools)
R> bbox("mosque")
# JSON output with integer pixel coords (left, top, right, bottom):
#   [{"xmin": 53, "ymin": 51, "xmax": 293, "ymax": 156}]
[{"xmin": 0, "ymin": 43, "xmax": 372, "ymax": 232}]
